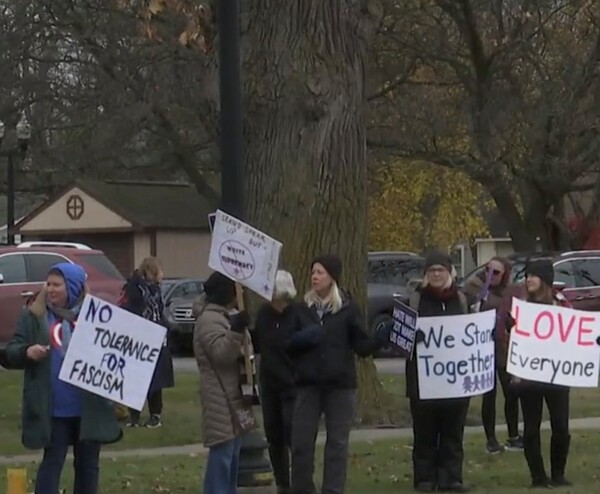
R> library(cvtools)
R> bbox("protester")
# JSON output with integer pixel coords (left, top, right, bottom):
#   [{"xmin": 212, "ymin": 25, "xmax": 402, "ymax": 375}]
[
  {"xmin": 254, "ymin": 270, "xmax": 299, "ymax": 494},
  {"xmin": 465, "ymin": 256, "xmax": 522, "ymax": 454},
  {"xmin": 512, "ymin": 259, "xmax": 572, "ymax": 488},
  {"xmin": 194, "ymin": 272, "xmax": 255, "ymax": 494},
  {"xmin": 288, "ymin": 254, "xmax": 390, "ymax": 494},
  {"xmin": 121, "ymin": 257, "xmax": 174, "ymax": 428},
  {"xmin": 4, "ymin": 262, "xmax": 122, "ymax": 494},
  {"xmin": 406, "ymin": 251, "xmax": 470, "ymax": 493}
]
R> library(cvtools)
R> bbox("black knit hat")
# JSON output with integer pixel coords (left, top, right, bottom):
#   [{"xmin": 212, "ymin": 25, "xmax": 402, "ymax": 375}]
[
  {"xmin": 311, "ymin": 254, "xmax": 342, "ymax": 284},
  {"xmin": 423, "ymin": 250, "xmax": 453, "ymax": 273},
  {"xmin": 525, "ymin": 259, "xmax": 554, "ymax": 288},
  {"xmin": 204, "ymin": 272, "xmax": 236, "ymax": 306}
]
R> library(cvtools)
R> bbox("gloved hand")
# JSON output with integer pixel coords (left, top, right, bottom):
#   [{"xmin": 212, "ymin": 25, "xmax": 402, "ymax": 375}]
[
  {"xmin": 414, "ymin": 329, "xmax": 426, "ymax": 343},
  {"xmin": 375, "ymin": 321, "xmax": 392, "ymax": 348},
  {"xmin": 230, "ymin": 310, "xmax": 250, "ymax": 333},
  {"xmin": 290, "ymin": 323, "xmax": 323, "ymax": 349},
  {"xmin": 505, "ymin": 313, "xmax": 516, "ymax": 333}
]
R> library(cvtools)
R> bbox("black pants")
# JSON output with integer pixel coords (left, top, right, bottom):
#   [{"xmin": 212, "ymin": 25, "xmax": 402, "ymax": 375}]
[
  {"xmin": 520, "ymin": 385, "xmax": 570, "ymax": 482},
  {"xmin": 410, "ymin": 398, "xmax": 470, "ymax": 488},
  {"xmin": 291, "ymin": 387, "xmax": 355, "ymax": 494},
  {"xmin": 261, "ymin": 383, "xmax": 296, "ymax": 489},
  {"xmin": 481, "ymin": 366, "xmax": 520, "ymax": 440},
  {"xmin": 129, "ymin": 390, "xmax": 163, "ymax": 421}
]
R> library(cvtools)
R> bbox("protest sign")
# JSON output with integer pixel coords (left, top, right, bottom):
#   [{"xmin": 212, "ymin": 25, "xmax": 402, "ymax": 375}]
[
  {"xmin": 416, "ymin": 310, "xmax": 496, "ymax": 400},
  {"xmin": 208, "ymin": 209, "xmax": 282, "ymax": 300},
  {"xmin": 507, "ymin": 298, "xmax": 600, "ymax": 387},
  {"xmin": 59, "ymin": 295, "xmax": 167, "ymax": 410},
  {"xmin": 389, "ymin": 300, "xmax": 418, "ymax": 358}
]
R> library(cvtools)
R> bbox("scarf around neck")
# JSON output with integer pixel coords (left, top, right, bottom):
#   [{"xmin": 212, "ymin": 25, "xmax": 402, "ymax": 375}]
[{"xmin": 48, "ymin": 303, "xmax": 82, "ymax": 356}]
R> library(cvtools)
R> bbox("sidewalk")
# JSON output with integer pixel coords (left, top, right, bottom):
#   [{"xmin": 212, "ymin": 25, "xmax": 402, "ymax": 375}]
[{"xmin": 3, "ymin": 417, "xmax": 600, "ymax": 465}]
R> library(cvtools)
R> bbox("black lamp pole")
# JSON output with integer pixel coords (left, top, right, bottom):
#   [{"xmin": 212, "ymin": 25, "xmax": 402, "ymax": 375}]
[
  {"xmin": 0, "ymin": 115, "xmax": 31, "ymax": 245},
  {"xmin": 6, "ymin": 153, "xmax": 14, "ymax": 245},
  {"xmin": 216, "ymin": 0, "xmax": 273, "ymax": 489},
  {"xmin": 218, "ymin": 0, "xmax": 244, "ymax": 218}
]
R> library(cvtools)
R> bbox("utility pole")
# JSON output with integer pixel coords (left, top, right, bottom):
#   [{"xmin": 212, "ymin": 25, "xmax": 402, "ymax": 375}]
[{"xmin": 216, "ymin": 0, "xmax": 273, "ymax": 489}]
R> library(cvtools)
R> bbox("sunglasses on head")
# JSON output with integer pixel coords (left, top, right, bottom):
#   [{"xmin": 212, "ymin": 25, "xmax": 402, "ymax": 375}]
[{"xmin": 489, "ymin": 268, "xmax": 503, "ymax": 276}]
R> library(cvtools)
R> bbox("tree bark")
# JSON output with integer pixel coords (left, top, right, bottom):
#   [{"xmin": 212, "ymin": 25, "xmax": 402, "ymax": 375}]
[{"xmin": 243, "ymin": 1, "xmax": 387, "ymax": 422}]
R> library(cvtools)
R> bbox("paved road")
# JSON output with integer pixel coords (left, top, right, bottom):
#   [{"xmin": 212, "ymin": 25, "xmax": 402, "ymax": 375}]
[
  {"xmin": 3, "ymin": 417, "xmax": 600, "ymax": 465},
  {"xmin": 173, "ymin": 357, "xmax": 406, "ymax": 375}
]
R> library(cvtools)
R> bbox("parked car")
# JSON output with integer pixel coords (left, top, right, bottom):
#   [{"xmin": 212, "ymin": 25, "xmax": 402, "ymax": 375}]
[
  {"xmin": 0, "ymin": 241, "xmax": 124, "ymax": 351},
  {"xmin": 162, "ymin": 277, "xmax": 205, "ymax": 353},
  {"xmin": 462, "ymin": 250, "xmax": 600, "ymax": 311},
  {"xmin": 367, "ymin": 251, "xmax": 425, "ymax": 357}
]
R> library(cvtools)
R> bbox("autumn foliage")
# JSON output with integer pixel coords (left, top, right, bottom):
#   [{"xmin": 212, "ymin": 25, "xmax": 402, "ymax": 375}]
[{"xmin": 369, "ymin": 160, "xmax": 489, "ymax": 252}]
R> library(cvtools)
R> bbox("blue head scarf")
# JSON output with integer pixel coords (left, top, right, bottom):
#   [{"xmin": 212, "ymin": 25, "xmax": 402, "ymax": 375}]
[{"xmin": 47, "ymin": 262, "xmax": 87, "ymax": 354}]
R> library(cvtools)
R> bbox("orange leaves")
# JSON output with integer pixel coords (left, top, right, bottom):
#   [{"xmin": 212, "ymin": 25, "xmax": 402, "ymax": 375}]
[
  {"xmin": 119, "ymin": 0, "xmax": 211, "ymax": 52},
  {"xmin": 368, "ymin": 160, "xmax": 490, "ymax": 252}
]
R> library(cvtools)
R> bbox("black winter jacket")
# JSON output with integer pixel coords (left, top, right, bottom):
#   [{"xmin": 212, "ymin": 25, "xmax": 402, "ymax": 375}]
[
  {"xmin": 254, "ymin": 302, "xmax": 300, "ymax": 390},
  {"xmin": 288, "ymin": 294, "xmax": 381, "ymax": 389},
  {"xmin": 405, "ymin": 285, "xmax": 469, "ymax": 400}
]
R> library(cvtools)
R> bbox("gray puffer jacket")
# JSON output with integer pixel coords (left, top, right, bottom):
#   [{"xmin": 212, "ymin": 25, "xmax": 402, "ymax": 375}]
[{"xmin": 193, "ymin": 297, "xmax": 245, "ymax": 447}]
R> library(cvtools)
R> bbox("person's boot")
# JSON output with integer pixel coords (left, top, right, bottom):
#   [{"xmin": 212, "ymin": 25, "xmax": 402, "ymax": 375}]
[
  {"xmin": 486, "ymin": 437, "xmax": 504, "ymax": 454},
  {"xmin": 524, "ymin": 435, "xmax": 548, "ymax": 489},
  {"xmin": 550, "ymin": 434, "xmax": 571, "ymax": 487},
  {"xmin": 530, "ymin": 476, "xmax": 553, "ymax": 489}
]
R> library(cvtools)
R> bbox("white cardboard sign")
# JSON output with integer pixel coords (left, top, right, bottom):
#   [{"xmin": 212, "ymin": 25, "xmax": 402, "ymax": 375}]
[
  {"xmin": 507, "ymin": 298, "xmax": 600, "ymax": 387},
  {"xmin": 208, "ymin": 209, "xmax": 282, "ymax": 300},
  {"xmin": 417, "ymin": 310, "xmax": 496, "ymax": 400},
  {"xmin": 59, "ymin": 295, "xmax": 167, "ymax": 410}
]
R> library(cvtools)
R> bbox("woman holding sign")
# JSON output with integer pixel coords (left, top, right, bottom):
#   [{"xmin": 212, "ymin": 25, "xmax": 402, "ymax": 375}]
[
  {"xmin": 513, "ymin": 260, "xmax": 572, "ymax": 488},
  {"xmin": 4, "ymin": 262, "xmax": 122, "ymax": 494},
  {"xmin": 406, "ymin": 251, "xmax": 470, "ymax": 493},
  {"xmin": 121, "ymin": 257, "xmax": 174, "ymax": 428},
  {"xmin": 194, "ymin": 271, "xmax": 256, "ymax": 494},
  {"xmin": 288, "ymin": 254, "xmax": 391, "ymax": 494}
]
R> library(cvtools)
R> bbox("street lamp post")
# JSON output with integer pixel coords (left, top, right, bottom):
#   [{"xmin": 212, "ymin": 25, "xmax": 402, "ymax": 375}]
[
  {"xmin": 216, "ymin": 0, "xmax": 274, "ymax": 489},
  {"xmin": 0, "ymin": 114, "xmax": 31, "ymax": 245}
]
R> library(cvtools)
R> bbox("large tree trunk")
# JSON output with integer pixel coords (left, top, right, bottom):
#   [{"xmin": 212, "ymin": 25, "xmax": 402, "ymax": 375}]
[{"xmin": 243, "ymin": 1, "xmax": 387, "ymax": 423}]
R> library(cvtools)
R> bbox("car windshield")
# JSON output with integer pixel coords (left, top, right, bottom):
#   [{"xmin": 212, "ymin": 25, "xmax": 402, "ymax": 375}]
[
  {"xmin": 368, "ymin": 258, "xmax": 425, "ymax": 286},
  {"xmin": 161, "ymin": 280, "xmax": 178, "ymax": 296},
  {"xmin": 76, "ymin": 254, "xmax": 123, "ymax": 280}
]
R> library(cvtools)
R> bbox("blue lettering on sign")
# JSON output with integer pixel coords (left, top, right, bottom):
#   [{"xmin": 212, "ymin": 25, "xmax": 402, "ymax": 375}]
[
  {"xmin": 461, "ymin": 323, "xmax": 494, "ymax": 347},
  {"xmin": 101, "ymin": 352, "xmax": 126, "ymax": 378},
  {"xmin": 422, "ymin": 326, "xmax": 455, "ymax": 349},
  {"xmin": 419, "ymin": 349, "xmax": 495, "ymax": 384},
  {"xmin": 85, "ymin": 298, "xmax": 113, "ymax": 324}
]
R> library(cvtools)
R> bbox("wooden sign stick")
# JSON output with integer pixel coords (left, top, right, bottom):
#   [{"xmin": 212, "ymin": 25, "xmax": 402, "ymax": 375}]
[{"xmin": 235, "ymin": 283, "xmax": 254, "ymax": 388}]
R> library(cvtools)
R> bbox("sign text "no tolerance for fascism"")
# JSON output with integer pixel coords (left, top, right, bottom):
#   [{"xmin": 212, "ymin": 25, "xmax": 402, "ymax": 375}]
[{"xmin": 59, "ymin": 295, "xmax": 167, "ymax": 410}]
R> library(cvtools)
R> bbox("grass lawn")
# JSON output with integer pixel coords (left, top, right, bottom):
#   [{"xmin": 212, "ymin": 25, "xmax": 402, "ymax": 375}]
[
  {"xmin": 2, "ymin": 370, "xmax": 600, "ymax": 457},
  {"xmin": 2, "ymin": 431, "xmax": 600, "ymax": 492}
]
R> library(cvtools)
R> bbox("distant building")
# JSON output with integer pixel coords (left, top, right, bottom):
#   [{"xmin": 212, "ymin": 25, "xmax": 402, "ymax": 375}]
[{"xmin": 15, "ymin": 179, "xmax": 217, "ymax": 277}]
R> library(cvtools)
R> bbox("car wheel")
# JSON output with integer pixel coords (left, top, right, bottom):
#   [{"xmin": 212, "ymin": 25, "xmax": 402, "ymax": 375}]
[{"xmin": 370, "ymin": 314, "xmax": 399, "ymax": 358}]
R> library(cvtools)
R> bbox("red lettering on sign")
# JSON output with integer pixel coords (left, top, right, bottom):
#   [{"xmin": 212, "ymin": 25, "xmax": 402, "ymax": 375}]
[
  {"xmin": 557, "ymin": 314, "xmax": 576, "ymax": 343},
  {"xmin": 577, "ymin": 316, "xmax": 596, "ymax": 347},
  {"xmin": 533, "ymin": 311, "xmax": 553, "ymax": 340},
  {"xmin": 513, "ymin": 306, "xmax": 530, "ymax": 337}
]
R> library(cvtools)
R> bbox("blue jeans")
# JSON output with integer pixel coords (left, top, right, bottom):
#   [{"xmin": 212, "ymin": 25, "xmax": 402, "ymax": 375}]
[
  {"xmin": 203, "ymin": 436, "xmax": 242, "ymax": 494},
  {"xmin": 35, "ymin": 418, "xmax": 101, "ymax": 494}
]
